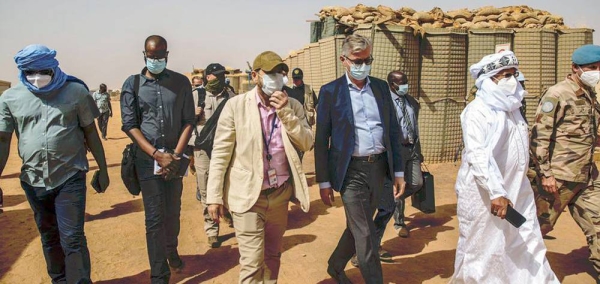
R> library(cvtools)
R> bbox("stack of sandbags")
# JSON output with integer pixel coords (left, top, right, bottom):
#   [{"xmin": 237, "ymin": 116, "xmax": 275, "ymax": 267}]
[{"xmin": 317, "ymin": 5, "xmax": 568, "ymax": 33}]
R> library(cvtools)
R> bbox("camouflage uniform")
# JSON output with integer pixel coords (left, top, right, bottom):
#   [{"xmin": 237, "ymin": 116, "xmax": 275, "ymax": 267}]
[{"xmin": 530, "ymin": 74, "xmax": 600, "ymax": 276}]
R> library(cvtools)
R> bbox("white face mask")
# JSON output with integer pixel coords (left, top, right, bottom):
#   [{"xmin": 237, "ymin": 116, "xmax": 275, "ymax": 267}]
[
  {"xmin": 396, "ymin": 84, "xmax": 409, "ymax": 96},
  {"xmin": 282, "ymin": 76, "xmax": 289, "ymax": 86},
  {"xmin": 579, "ymin": 68, "xmax": 600, "ymax": 88},
  {"xmin": 348, "ymin": 63, "xmax": 371, "ymax": 81},
  {"xmin": 497, "ymin": 76, "xmax": 518, "ymax": 95},
  {"xmin": 26, "ymin": 74, "xmax": 52, "ymax": 89},
  {"xmin": 260, "ymin": 73, "xmax": 284, "ymax": 96}
]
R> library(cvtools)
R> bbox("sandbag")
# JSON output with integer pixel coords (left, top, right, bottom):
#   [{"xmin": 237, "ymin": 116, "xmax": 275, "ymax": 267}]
[
  {"xmin": 473, "ymin": 15, "xmax": 487, "ymax": 23},
  {"xmin": 486, "ymin": 14, "xmax": 500, "ymax": 21},
  {"xmin": 377, "ymin": 5, "xmax": 395, "ymax": 17},
  {"xmin": 400, "ymin": 7, "xmax": 416, "ymax": 15},
  {"xmin": 513, "ymin": 12, "xmax": 536, "ymax": 22},
  {"xmin": 500, "ymin": 20, "xmax": 520, "ymax": 29},
  {"xmin": 498, "ymin": 13, "xmax": 515, "ymax": 22},
  {"xmin": 523, "ymin": 18, "xmax": 541, "ymax": 25},
  {"xmin": 447, "ymin": 9, "xmax": 473, "ymax": 20},
  {"xmin": 412, "ymin": 12, "xmax": 435, "ymax": 23},
  {"xmin": 476, "ymin": 6, "xmax": 502, "ymax": 16}
]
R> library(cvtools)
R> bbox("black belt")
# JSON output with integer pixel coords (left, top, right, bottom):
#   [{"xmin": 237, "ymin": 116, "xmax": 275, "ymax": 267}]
[
  {"xmin": 402, "ymin": 143, "xmax": 414, "ymax": 147},
  {"xmin": 261, "ymin": 180, "xmax": 289, "ymax": 196},
  {"xmin": 351, "ymin": 152, "xmax": 386, "ymax": 163}
]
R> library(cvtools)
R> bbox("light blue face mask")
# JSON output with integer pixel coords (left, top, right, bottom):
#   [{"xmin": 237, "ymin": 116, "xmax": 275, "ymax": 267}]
[
  {"xmin": 397, "ymin": 84, "xmax": 409, "ymax": 95},
  {"xmin": 146, "ymin": 58, "xmax": 167, "ymax": 74},
  {"xmin": 348, "ymin": 63, "xmax": 371, "ymax": 81}
]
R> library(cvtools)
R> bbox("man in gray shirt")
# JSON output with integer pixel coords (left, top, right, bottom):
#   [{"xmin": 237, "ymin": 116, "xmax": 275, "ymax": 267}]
[
  {"xmin": 120, "ymin": 35, "xmax": 195, "ymax": 283},
  {"xmin": 0, "ymin": 44, "xmax": 109, "ymax": 284},
  {"xmin": 92, "ymin": 83, "xmax": 112, "ymax": 140}
]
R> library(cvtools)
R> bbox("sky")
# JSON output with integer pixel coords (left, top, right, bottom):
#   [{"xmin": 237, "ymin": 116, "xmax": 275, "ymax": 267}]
[{"xmin": 0, "ymin": 0, "xmax": 598, "ymax": 90}]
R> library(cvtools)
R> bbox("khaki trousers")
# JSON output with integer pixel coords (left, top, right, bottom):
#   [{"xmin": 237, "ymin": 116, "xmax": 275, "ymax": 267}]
[
  {"xmin": 232, "ymin": 182, "xmax": 292, "ymax": 284},
  {"xmin": 193, "ymin": 149, "xmax": 219, "ymax": 237},
  {"xmin": 534, "ymin": 175, "xmax": 600, "ymax": 278}
]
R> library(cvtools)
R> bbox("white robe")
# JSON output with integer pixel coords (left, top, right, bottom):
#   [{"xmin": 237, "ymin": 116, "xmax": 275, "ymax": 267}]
[{"xmin": 450, "ymin": 98, "xmax": 558, "ymax": 283}]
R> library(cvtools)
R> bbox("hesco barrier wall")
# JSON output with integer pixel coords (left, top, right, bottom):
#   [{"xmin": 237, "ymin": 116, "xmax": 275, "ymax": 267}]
[
  {"xmin": 287, "ymin": 24, "xmax": 593, "ymax": 163},
  {"xmin": 514, "ymin": 28, "xmax": 557, "ymax": 100},
  {"xmin": 309, "ymin": 43, "xmax": 323, "ymax": 96},
  {"xmin": 352, "ymin": 24, "xmax": 421, "ymax": 98},
  {"xmin": 523, "ymin": 95, "xmax": 541, "ymax": 124},
  {"xmin": 290, "ymin": 55, "xmax": 298, "ymax": 78},
  {"xmin": 557, "ymin": 28, "xmax": 594, "ymax": 80},
  {"xmin": 302, "ymin": 46, "xmax": 312, "ymax": 88},
  {"xmin": 467, "ymin": 29, "xmax": 514, "ymax": 91},
  {"xmin": 296, "ymin": 49, "xmax": 306, "ymax": 82},
  {"xmin": 419, "ymin": 98, "xmax": 466, "ymax": 163},
  {"xmin": 318, "ymin": 35, "xmax": 345, "ymax": 88},
  {"xmin": 420, "ymin": 28, "xmax": 468, "ymax": 100},
  {"xmin": 283, "ymin": 56, "xmax": 291, "ymax": 86}
]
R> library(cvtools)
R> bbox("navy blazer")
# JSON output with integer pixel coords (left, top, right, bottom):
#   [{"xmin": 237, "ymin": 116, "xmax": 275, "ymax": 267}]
[{"xmin": 315, "ymin": 75, "xmax": 403, "ymax": 191}]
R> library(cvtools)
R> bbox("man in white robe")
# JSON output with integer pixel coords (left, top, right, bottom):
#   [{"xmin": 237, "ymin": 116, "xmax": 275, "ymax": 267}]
[{"xmin": 451, "ymin": 51, "xmax": 558, "ymax": 283}]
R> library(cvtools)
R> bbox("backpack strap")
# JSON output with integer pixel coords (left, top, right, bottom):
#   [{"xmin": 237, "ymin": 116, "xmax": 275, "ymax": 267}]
[{"xmin": 133, "ymin": 75, "xmax": 141, "ymax": 125}]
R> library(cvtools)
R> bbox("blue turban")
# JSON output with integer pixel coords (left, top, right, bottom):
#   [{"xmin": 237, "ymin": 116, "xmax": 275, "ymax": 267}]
[
  {"xmin": 14, "ymin": 44, "xmax": 88, "ymax": 93},
  {"xmin": 572, "ymin": 44, "xmax": 600, "ymax": 66}
]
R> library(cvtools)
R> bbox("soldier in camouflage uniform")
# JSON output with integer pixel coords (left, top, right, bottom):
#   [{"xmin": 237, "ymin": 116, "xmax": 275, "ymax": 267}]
[{"xmin": 530, "ymin": 44, "xmax": 600, "ymax": 277}]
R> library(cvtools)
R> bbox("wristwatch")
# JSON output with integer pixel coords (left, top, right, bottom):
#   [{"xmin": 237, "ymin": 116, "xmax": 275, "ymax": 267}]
[{"xmin": 173, "ymin": 152, "xmax": 182, "ymax": 158}]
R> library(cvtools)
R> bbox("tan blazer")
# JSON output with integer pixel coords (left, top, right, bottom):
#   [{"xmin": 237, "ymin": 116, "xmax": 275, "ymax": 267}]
[{"xmin": 206, "ymin": 87, "xmax": 314, "ymax": 213}]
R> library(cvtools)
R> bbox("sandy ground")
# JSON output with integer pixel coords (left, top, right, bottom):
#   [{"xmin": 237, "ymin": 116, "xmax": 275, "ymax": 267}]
[{"xmin": 0, "ymin": 101, "xmax": 597, "ymax": 284}]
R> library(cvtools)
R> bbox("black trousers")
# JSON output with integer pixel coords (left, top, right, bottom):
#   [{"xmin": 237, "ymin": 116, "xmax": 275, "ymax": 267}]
[
  {"xmin": 22, "ymin": 171, "xmax": 91, "ymax": 284},
  {"xmin": 139, "ymin": 177, "xmax": 184, "ymax": 284},
  {"xmin": 328, "ymin": 157, "xmax": 387, "ymax": 284},
  {"xmin": 97, "ymin": 112, "xmax": 109, "ymax": 138}
]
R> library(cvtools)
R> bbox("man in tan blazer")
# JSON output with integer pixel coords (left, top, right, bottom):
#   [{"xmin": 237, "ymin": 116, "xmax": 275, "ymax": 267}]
[{"xmin": 206, "ymin": 51, "xmax": 313, "ymax": 284}]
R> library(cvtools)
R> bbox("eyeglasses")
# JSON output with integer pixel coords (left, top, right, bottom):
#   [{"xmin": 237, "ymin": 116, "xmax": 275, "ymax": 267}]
[
  {"xmin": 343, "ymin": 55, "xmax": 374, "ymax": 66},
  {"xmin": 24, "ymin": 69, "xmax": 54, "ymax": 76}
]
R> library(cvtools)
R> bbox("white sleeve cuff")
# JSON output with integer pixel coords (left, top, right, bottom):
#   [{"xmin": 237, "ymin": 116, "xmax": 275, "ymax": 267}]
[
  {"xmin": 395, "ymin": 172, "xmax": 404, "ymax": 178},
  {"xmin": 319, "ymin": 182, "xmax": 332, "ymax": 189}
]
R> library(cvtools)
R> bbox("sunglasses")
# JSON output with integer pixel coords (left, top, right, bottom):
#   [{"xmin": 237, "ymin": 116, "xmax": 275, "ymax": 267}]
[
  {"xmin": 343, "ymin": 55, "xmax": 374, "ymax": 66},
  {"xmin": 496, "ymin": 71, "xmax": 520, "ymax": 79},
  {"xmin": 24, "ymin": 69, "xmax": 54, "ymax": 76}
]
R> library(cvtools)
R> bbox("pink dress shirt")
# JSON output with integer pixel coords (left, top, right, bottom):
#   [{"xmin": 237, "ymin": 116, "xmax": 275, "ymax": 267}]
[{"xmin": 256, "ymin": 93, "xmax": 290, "ymax": 189}]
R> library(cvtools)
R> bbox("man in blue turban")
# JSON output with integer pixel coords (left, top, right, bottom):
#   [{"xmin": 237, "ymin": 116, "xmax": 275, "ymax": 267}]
[{"xmin": 0, "ymin": 44, "xmax": 109, "ymax": 283}]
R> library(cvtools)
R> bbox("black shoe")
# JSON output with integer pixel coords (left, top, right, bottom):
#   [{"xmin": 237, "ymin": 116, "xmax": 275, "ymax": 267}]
[
  {"xmin": 379, "ymin": 247, "xmax": 393, "ymax": 262},
  {"xmin": 208, "ymin": 236, "xmax": 220, "ymax": 248},
  {"xmin": 168, "ymin": 257, "xmax": 185, "ymax": 273},
  {"xmin": 327, "ymin": 265, "xmax": 353, "ymax": 284},
  {"xmin": 196, "ymin": 190, "xmax": 202, "ymax": 202}
]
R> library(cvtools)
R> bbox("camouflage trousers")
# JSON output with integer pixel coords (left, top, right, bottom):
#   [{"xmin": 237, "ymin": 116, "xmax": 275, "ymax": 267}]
[{"xmin": 532, "ymin": 172, "xmax": 600, "ymax": 278}]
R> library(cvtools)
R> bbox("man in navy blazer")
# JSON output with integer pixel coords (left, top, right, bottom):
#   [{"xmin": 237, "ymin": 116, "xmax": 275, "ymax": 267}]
[{"xmin": 315, "ymin": 34, "xmax": 404, "ymax": 284}]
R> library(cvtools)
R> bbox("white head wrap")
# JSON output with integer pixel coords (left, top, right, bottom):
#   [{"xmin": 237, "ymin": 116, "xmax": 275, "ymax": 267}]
[{"xmin": 469, "ymin": 50, "xmax": 525, "ymax": 112}]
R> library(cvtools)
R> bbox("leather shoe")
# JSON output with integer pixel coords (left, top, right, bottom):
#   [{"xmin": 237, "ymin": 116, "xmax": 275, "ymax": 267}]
[
  {"xmin": 327, "ymin": 265, "xmax": 353, "ymax": 284},
  {"xmin": 379, "ymin": 248, "xmax": 393, "ymax": 262},
  {"xmin": 397, "ymin": 226, "xmax": 409, "ymax": 238},
  {"xmin": 208, "ymin": 236, "xmax": 220, "ymax": 248},
  {"xmin": 168, "ymin": 257, "xmax": 185, "ymax": 273}
]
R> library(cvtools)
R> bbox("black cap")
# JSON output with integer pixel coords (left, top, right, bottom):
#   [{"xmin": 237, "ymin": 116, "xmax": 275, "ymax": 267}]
[
  {"xmin": 292, "ymin": 68, "xmax": 303, "ymax": 79},
  {"xmin": 205, "ymin": 63, "xmax": 230, "ymax": 76}
]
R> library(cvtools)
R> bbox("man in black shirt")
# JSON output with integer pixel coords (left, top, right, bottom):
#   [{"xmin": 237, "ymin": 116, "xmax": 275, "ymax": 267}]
[{"xmin": 120, "ymin": 35, "xmax": 195, "ymax": 284}]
